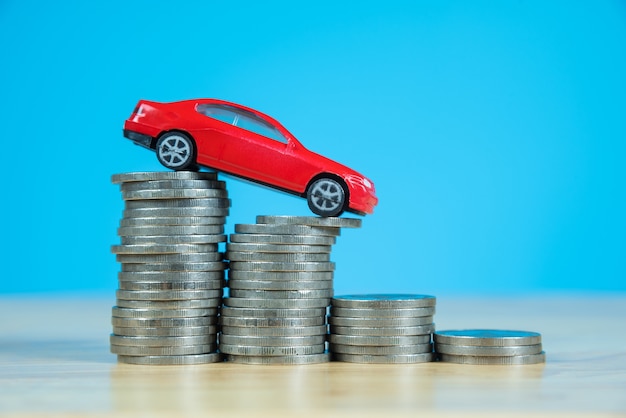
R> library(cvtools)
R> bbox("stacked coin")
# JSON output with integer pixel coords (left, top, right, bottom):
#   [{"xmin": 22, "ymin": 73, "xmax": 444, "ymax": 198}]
[
  {"xmin": 329, "ymin": 294, "xmax": 437, "ymax": 364},
  {"xmin": 110, "ymin": 171, "xmax": 230, "ymax": 365},
  {"xmin": 434, "ymin": 329, "xmax": 546, "ymax": 365},
  {"xmin": 221, "ymin": 215, "xmax": 361, "ymax": 365}
]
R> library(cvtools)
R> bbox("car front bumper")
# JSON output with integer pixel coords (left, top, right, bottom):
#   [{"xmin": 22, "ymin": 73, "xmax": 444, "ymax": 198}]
[{"xmin": 349, "ymin": 192, "xmax": 378, "ymax": 215}]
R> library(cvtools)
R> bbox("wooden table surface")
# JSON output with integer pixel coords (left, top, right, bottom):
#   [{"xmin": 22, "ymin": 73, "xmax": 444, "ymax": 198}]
[{"xmin": 1, "ymin": 294, "xmax": 625, "ymax": 417}]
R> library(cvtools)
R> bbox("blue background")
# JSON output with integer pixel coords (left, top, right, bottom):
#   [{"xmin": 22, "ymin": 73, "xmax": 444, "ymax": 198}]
[{"xmin": 1, "ymin": 1, "xmax": 624, "ymax": 295}]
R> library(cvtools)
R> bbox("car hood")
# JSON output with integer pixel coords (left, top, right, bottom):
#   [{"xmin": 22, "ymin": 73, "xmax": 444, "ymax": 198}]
[{"xmin": 300, "ymin": 145, "xmax": 371, "ymax": 182}]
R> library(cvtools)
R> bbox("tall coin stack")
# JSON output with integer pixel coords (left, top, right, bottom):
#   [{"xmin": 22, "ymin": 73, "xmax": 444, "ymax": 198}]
[
  {"xmin": 329, "ymin": 294, "xmax": 437, "ymax": 363},
  {"xmin": 110, "ymin": 171, "xmax": 230, "ymax": 365},
  {"xmin": 221, "ymin": 215, "xmax": 362, "ymax": 365},
  {"xmin": 434, "ymin": 329, "xmax": 546, "ymax": 365}
]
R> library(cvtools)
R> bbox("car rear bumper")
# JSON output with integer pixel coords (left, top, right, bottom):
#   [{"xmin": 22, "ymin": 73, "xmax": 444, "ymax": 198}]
[{"xmin": 123, "ymin": 129, "xmax": 153, "ymax": 149}]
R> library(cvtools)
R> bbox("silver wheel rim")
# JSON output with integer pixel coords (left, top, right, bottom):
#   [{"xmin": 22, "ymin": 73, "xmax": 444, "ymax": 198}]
[
  {"xmin": 158, "ymin": 135, "xmax": 192, "ymax": 168},
  {"xmin": 310, "ymin": 179, "xmax": 343, "ymax": 213}
]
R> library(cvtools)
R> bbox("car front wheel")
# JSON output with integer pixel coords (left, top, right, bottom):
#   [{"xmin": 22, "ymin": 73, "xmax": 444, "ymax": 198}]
[
  {"xmin": 306, "ymin": 177, "xmax": 346, "ymax": 217},
  {"xmin": 155, "ymin": 132, "xmax": 196, "ymax": 170}
]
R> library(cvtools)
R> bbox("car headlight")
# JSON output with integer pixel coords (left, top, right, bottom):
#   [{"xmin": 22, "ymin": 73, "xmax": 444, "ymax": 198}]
[{"xmin": 345, "ymin": 175, "xmax": 375, "ymax": 193}]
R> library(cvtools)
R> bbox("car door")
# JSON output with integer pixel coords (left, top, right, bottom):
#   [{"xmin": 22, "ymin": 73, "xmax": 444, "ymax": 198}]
[
  {"xmin": 192, "ymin": 104, "xmax": 240, "ymax": 167},
  {"xmin": 218, "ymin": 110, "xmax": 304, "ymax": 191}
]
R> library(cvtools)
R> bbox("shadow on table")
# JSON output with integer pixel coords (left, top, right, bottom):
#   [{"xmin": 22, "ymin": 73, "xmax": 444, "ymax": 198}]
[{"xmin": 0, "ymin": 338, "xmax": 114, "ymax": 364}]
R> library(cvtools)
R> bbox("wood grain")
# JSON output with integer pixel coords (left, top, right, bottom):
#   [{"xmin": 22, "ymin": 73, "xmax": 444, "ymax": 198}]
[{"xmin": 0, "ymin": 294, "xmax": 624, "ymax": 417}]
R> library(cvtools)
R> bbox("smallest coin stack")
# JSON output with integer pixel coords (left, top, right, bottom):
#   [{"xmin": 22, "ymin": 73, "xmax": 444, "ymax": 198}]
[
  {"xmin": 110, "ymin": 171, "xmax": 230, "ymax": 365},
  {"xmin": 329, "ymin": 294, "xmax": 437, "ymax": 364},
  {"xmin": 434, "ymin": 329, "xmax": 546, "ymax": 365}
]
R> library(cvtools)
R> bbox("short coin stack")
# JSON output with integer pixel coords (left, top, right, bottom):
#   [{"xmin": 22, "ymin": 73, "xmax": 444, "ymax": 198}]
[
  {"xmin": 110, "ymin": 171, "xmax": 230, "ymax": 365},
  {"xmin": 221, "ymin": 215, "xmax": 361, "ymax": 365},
  {"xmin": 434, "ymin": 329, "xmax": 546, "ymax": 365},
  {"xmin": 329, "ymin": 294, "xmax": 437, "ymax": 363}
]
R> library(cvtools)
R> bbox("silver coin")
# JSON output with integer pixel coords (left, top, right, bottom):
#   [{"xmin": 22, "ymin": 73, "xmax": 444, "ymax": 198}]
[
  {"xmin": 329, "ymin": 343, "xmax": 433, "ymax": 355},
  {"xmin": 226, "ymin": 242, "xmax": 332, "ymax": 254},
  {"xmin": 333, "ymin": 352, "xmax": 435, "ymax": 364},
  {"xmin": 121, "ymin": 262, "xmax": 228, "ymax": 272},
  {"xmin": 116, "ymin": 289, "xmax": 222, "ymax": 301},
  {"xmin": 224, "ymin": 297, "xmax": 330, "ymax": 309},
  {"xmin": 120, "ymin": 216, "xmax": 226, "ymax": 226},
  {"xmin": 438, "ymin": 352, "xmax": 547, "ymax": 365},
  {"xmin": 219, "ymin": 316, "xmax": 325, "ymax": 328},
  {"xmin": 330, "ymin": 324, "xmax": 434, "ymax": 336},
  {"xmin": 112, "ymin": 316, "xmax": 218, "ymax": 328},
  {"xmin": 122, "ymin": 188, "xmax": 228, "ymax": 200},
  {"xmin": 256, "ymin": 215, "xmax": 362, "ymax": 228},
  {"xmin": 434, "ymin": 330, "xmax": 542, "ymax": 347},
  {"xmin": 229, "ymin": 261, "xmax": 335, "ymax": 272},
  {"xmin": 225, "ymin": 353, "xmax": 330, "ymax": 365},
  {"xmin": 118, "ymin": 225, "xmax": 224, "ymax": 236},
  {"xmin": 329, "ymin": 334, "xmax": 433, "ymax": 346},
  {"xmin": 120, "ymin": 179, "xmax": 225, "ymax": 191},
  {"xmin": 229, "ymin": 289, "xmax": 333, "ymax": 299},
  {"xmin": 328, "ymin": 316, "xmax": 433, "ymax": 327},
  {"xmin": 117, "ymin": 353, "xmax": 223, "ymax": 365},
  {"xmin": 118, "ymin": 271, "xmax": 224, "ymax": 281},
  {"xmin": 227, "ymin": 251, "xmax": 330, "ymax": 262},
  {"xmin": 219, "ymin": 343, "xmax": 326, "ymax": 356},
  {"xmin": 227, "ymin": 279, "xmax": 333, "ymax": 291},
  {"xmin": 230, "ymin": 233, "xmax": 336, "ymax": 245},
  {"xmin": 125, "ymin": 198, "xmax": 230, "ymax": 209},
  {"xmin": 111, "ymin": 306, "xmax": 218, "ymax": 318},
  {"xmin": 435, "ymin": 343, "xmax": 543, "ymax": 356},
  {"xmin": 112, "ymin": 325, "xmax": 218, "ymax": 337},
  {"xmin": 115, "ymin": 298, "xmax": 222, "ymax": 309},
  {"xmin": 110, "ymin": 344, "xmax": 217, "ymax": 356},
  {"xmin": 228, "ymin": 270, "xmax": 333, "ymax": 281},
  {"xmin": 118, "ymin": 280, "xmax": 223, "ymax": 291},
  {"xmin": 112, "ymin": 243, "xmax": 218, "ymax": 254},
  {"xmin": 110, "ymin": 334, "xmax": 217, "ymax": 347},
  {"xmin": 121, "ymin": 235, "xmax": 227, "ymax": 245},
  {"xmin": 235, "ymin": 224, "xmax": 340, "ymax": 236},
  {"xmin": 221, "ymin": 325, "xmax": 328, "ymax": 337},
  {"xmin": 116, "ymin": 252, "xmax": 223, "ymax": 264},
  {"xmin": 330, "ymin": 306, "xmax": 436, "ymax": 318},
  {"xmin": 112, "ymin": 171, "xmax": 218, "ymax": 183},
  {"xmin": 332, "ymin": 294, "xmax": 436, "ymax": 309},
  {"xmin": 220, "ymin": 306, "xmax": 326, "ymax": 318},
  {"xmin": 220, "ymin": 332, "xmax": 325, "ymax": 346},
  {"xmin": 123, "ymin": 207, "xmax": 230, "ymax": 218}
]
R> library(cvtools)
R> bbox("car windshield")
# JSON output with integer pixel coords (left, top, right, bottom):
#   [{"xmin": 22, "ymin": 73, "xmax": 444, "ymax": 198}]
[{"xmin": 197, "ymin": 103, "xmax": 288, "ymax": 143}]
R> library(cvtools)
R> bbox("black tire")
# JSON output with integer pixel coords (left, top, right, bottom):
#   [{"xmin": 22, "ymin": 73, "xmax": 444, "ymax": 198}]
[
  {"xmin": 306, "ymin": 177, "xmax": 346, "ymax": 217},
  {"xmin": 155, "ymin": 132, "xmax": 196, "ymax": 170}
]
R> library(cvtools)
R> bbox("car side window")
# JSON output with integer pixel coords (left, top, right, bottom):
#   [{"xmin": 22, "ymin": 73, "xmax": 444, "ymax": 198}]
[
  {"xmin": 234, "ymin": 112, "xmax": 288, "ymax": 144},
  {"xmin": 196, "ymin": 104, "xmax": 236, "ymax": 125},
  {"xmin": 197, "ymin": 103, "xmax": 288, "ymax": 144}
]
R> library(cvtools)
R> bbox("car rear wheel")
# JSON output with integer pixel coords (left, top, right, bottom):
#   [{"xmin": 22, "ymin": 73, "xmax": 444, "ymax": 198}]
[
  {"xmin": 155, "ymin": 132, "xmax": 196, "ymax": 170},
  {"xmin": 306, "ymin": 177, "xmax": 346, "ymax": 217}
]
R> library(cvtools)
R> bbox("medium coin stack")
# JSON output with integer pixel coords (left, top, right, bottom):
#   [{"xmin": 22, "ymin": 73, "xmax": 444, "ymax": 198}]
[
  {"xmin": 329, "ymin": 294, "xmax": 437, "ymax": 364},
  {"xmin": 110, "ymin": 171, "xmax": 230, "ymax": 365},
  {"xmin": 434, "ymin": 329, "xmax": 546, "ymax": 365},
  {"xmin": 221, "ymin": 215, "xmax": 361, "ymax": 365}
]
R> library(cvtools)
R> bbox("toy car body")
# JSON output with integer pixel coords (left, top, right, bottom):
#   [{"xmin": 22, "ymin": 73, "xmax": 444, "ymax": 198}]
[{"xmin": 123, "ymin": 98, "xmax": 377, "ymax": 217}]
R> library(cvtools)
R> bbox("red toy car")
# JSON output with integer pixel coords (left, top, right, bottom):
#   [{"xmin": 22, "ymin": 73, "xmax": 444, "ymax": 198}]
[{"xmin": 123, "ymin": 99, "xmax": 378, "ymax": 217}]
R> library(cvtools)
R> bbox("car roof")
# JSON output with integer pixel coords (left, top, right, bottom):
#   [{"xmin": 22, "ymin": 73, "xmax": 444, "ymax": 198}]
[{"xmin": 179, "ymin": 98, "xmax": 271, "ymax": 120}]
